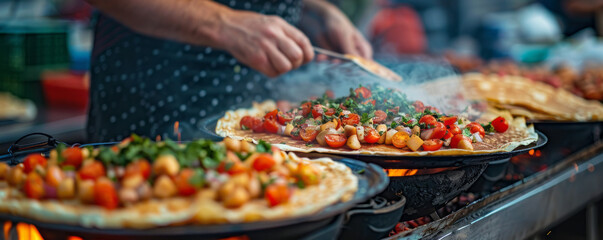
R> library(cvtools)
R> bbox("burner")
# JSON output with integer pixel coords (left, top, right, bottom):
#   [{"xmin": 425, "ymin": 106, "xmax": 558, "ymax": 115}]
[{"xmin": 382, "ymin": 164, "xmax": 487, "ymax": 220}]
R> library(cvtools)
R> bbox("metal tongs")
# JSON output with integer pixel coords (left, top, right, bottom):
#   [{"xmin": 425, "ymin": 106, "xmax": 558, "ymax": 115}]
[{"xmin": 314, "ymin": 47, "xmax": 403, "ymax": 82}]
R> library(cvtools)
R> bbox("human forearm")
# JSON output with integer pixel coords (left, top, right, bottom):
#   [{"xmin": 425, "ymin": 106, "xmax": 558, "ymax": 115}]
[
  {"xmin": 86, "ymin": 0, "xmax": 229, "ymax": 48},
  {"xmin": 87, "ymin": 0, "xmax": 314, "ymax": 77}
]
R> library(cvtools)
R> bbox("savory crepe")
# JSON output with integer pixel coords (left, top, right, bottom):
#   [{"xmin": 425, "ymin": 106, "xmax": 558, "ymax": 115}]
[
  {"xmin": 217, "ymin": 86, "xmax": 538, "ymax": 156},
  {"xmin": 0, "ymin": 136, "xmax": 357, "ymax": 228},
  {"xmin": 462, "ymin": 73, "xmax": 603, "ymax": 121}
]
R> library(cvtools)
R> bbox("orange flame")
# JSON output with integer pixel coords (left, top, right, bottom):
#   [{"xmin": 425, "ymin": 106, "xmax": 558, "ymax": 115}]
[
  {"xmin": 174, "ymin": 121, "xmax": 181, "ymax": 143},
  {"xmin": 528, "ymin": 149, "xmax": 534, "ymax": 155},
  {"xmin": 3, "ymin": 223, "xmax": 83, "ymax": 240},
  {"xmin": 16, "ymin": 223, "xmax": 42, "ymax": 240},
  {"xmin": 385, "ymin": 167, "xmax": 458, "ymax": 177},
  {"xmin": 386, "ymin": 169, "xmax": 419, "ymax": 177}
]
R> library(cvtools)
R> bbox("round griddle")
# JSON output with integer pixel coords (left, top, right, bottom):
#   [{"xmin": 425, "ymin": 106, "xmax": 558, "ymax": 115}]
[
  {"xmin": 199, "ymin": 114, "xmax": 548, "ymax": 168},
  {"xmin": 0, "ymin": 139, "xmax": 388, "ymax": 240}
]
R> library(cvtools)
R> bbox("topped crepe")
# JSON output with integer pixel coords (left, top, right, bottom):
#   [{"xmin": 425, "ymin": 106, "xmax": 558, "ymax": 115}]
[
  {"xmin": 217, "ymin": 85, "xmax": 538, "ymax": 156},
  {"xmin": 0, "ymin": 135, "xmax": 357, "ymax": 228}
]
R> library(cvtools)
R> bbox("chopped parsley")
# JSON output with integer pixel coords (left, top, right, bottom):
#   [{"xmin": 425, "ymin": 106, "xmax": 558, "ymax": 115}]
[
  {"xmin": 188, "ymin": 169, "xmax": 206, "ymax": 188},
  {"xmin": 481, "ymin": 123, "xmax": 495, "ymax": 133},
  {"xmin": 55, "ymin": 143, "xmax": 66, "ymax": 163},
  {"xmin": 255, "ymin": 140, "xmax": 273, "ymax": 153},
  {"xmin": 462, "ymin": 128, "xmax": 472, "ymax": 137},
  {"xmin": 224, "ymin": 161, "xmax": 234, "ymax": 171},
  {"xmin": 360, "ymin": 112, "xmax": 375, "ymax": 124}
]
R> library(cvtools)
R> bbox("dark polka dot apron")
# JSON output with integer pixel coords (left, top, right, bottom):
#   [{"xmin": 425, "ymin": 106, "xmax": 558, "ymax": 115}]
[{"xmin": 87, "ymin": 0, "xmax": 302, "ymax": 142}]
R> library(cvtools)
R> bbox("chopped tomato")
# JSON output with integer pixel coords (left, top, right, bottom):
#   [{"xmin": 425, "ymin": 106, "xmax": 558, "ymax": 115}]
[
  {"xmin": 388, "ymin": 106, "xmax": 400, "ymax": 114},
  {"xmin": 354, "ymin": 86, "xmax": 372, "ymax": 99},
  {"xmin": 300, "ymin": 127, "xmax": 319, "ymax": 142},
  {"xmin": 250, "ymin": 117, "xmax": 264, "ymax": 133},
  {"xmin": 364, "ymin": 127, "xmax": 380, "ymax": 143},
  {"xmin": 173, "ymin": 169, "xmax": 197, "ymax": 196},
  {"xmin": 325, "ymin": 90, "xmax": 335, "ymax": 98},
  {"xmin": 78, "ymin": 161, "xmax": 106, "ymax": 180},
  {"xmin": 23, "ymin": 154, "xmax": 47, "ymax": 174},
  {"xmin": 301, "ymin": 102, "xmax": 312, "ymax": 117},
  {"xmin": 450, "ymin": 134, "xmax": 471, "ymax": 149},
  {"xmin": 24, "ymin": 172, "xmax": 45, "ymax": 199},
  {"xmin": 277, "ymin": 112, "xmax": 293, "ymax": 125},
  {"xmin": 419, "ymin": 115, "xmax": 437, "ymax": 127},
  {"xmin": 297, "ymin": 162, "xmax": 319, "ymax": 185},
  {"xmin": 324, "ymin": 108, "xmax": 336, "ymax": 116},
  {"xmin": 339, "ymin": 103, "xmax": 347, "ymax": 110},
  {"xmin": 124, "ymin": 159, "xmax": 152, "ymax": 179},
  {"xmin": 491, "ymin": 116, "xmax": 509, "ymax": 133},
  {"xmin": 45, "ymin": 165, "xmax": 64, "ymax": 187},
  {"xmin": 263, "ymin": 119, "xmax": 280, "ymax": 134},
  {"xmin": 361, "ymin": 99, "xmax": 376, "ymax": 106},
  {"xmin": 439, "ymin": 116, "xmax": 458, "ymax": 126},
  {"xmin": 325, "ymin": 134, "xmax": 347, "ymax": 148},
  {"xmin": 392, "ymin": 131, "xmax": 410, "ymax": 148},
  {"xmin": 422, "ymin": 139, "xmax": 444, "ymax": 151},
  {"xmin": 341, "ymin": 113, "xmax": 360, "ymax": 126},
  {"xmin": 62, "ymin": 148, "xmax": 83, "ymax": 168},
  {"xmin": 412, "ymin": 101, "xmax": 425, "ymax": 112},
  {"xmin": 443, "ymin": 130, "xmax": 453, "ymax": 140},
  {"xmin": 217, "ymin": 155, "xmax": 247, "ymax": 175},
  {"xmin": 426, "ymin": 106, "xmax": 441, "ymax": 113},
  {"xmin": 290, "ymin": 127, "xmax": 302, "ymax": 140},
  {"xmin": 373, "ymin": 110, "xmax": 387, "ymax": 123},
  {"xmin": 252, "ymin": 153, "xmax": 276, "ymax": 171},
  {"xmin": 240, "ymin": 116, "xmax": 254, "ymax": 129},
  {"xmin": 311, "ymin": 104, "xmax": 325, "ymax": 118},
  {"xmin": 448, "ymin": 124, "xmax": 461, "ymax": 135},
  {"xmin": 93, "ymin": 178, "xmax": 119, "ymax": 210},
  {"xmin": 467, "ymin": 122, "xmax": 485, "ymax": 138},
  {"xmin": 264, "ymin": 109, "xmax": 278, "ymax": 121},
  {"xmin": 430, "ymin": 122, "xmax": 447, "ymax": 140},
  {"xmin": 265, "ymin": 183, "xmax": 291, "ymax": 207}
]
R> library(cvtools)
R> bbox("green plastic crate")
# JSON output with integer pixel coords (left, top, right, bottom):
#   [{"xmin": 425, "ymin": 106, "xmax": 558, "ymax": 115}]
[{"xmin": 0, "ymin": 19, "xmax": 70, "ymax": 104}]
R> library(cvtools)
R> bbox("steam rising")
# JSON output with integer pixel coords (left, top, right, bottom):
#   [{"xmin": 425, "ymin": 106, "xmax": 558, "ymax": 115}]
[{"xmin": 276, "ymin": 55, "xmax": 469, "ymax": 114}]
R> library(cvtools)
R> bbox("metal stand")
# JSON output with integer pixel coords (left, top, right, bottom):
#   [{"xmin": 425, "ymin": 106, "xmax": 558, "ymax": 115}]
[{"xmin": 586, "ymin": 202, "xmax": 599, "ymax": 240}]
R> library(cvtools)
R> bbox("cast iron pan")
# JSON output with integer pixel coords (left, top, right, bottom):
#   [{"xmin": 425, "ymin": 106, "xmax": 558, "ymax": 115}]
[
  {"xmin": 299, "ymin": 153, "xmax": 488, "ymax": 221},
  {"xmin": 198, "ymin": 114, "xmax": 548, "ymax": 168},
  {"xmin": 0, "ymin": 133, "xmax": 389, "ymax": 240}
]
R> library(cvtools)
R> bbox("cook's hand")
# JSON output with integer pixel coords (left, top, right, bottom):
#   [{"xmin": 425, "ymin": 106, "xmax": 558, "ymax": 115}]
[
  {"xmin": 302, "ymin": 0, "xmax": 372, "ymax": 59},
  {"xmin": 217, "ymin": 11, "xmax": 314, "ymax": 77}
]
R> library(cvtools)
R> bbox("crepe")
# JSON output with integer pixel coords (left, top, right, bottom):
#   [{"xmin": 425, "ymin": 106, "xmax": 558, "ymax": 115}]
[
  {"xmin": 0, "ymin": 153, "xmax": 357, "ymax": 228},
  {"xmin": 216, "ymin": 101, "xmax": 538, "ymax": 156},
  {"xmin": 462, "ymin": 73, "xmax": 603, "ymax": 121}
]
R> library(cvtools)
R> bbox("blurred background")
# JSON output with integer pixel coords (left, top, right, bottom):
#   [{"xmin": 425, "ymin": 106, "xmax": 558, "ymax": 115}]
[
  {"xmin": 1, "ymin": 0, "xmax": 603, "ymax": 239},
  {"xmin": 3, "ymin": 0, "xmax": 603, "ymax": 145}
]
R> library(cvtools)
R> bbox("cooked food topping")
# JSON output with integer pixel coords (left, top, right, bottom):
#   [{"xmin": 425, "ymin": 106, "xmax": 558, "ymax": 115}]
[
  {"xmin": 1, "ymin": 135, "xmax": 326, "ymax": 210},
  {"xmin": 237, "ymin": 85, "xmax": 510, "ymax": 152}
]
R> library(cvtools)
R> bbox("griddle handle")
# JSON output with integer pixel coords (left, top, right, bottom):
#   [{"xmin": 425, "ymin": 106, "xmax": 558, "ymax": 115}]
[{"xmin": 7, "ymin": 133, "xmax": 59, "ymax": 165}]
